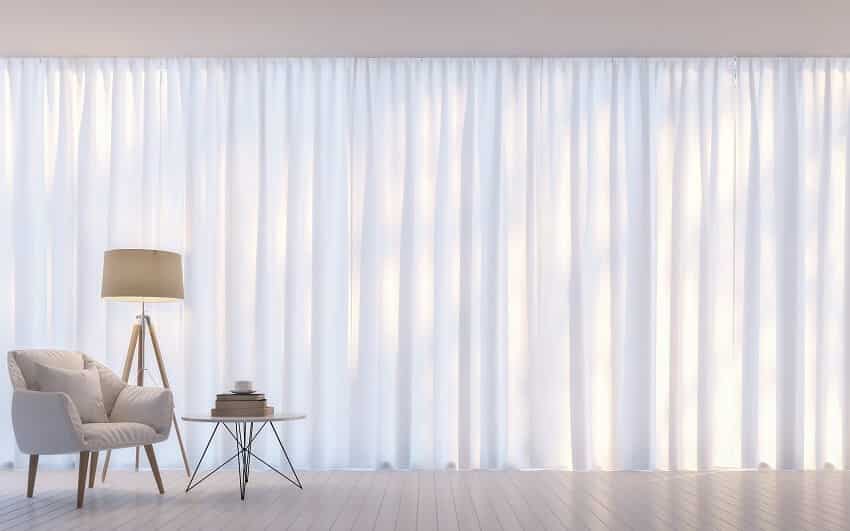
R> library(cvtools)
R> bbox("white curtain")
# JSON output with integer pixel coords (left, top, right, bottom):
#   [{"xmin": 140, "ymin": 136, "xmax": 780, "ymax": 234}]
[{"xmin": 0, "ymin": 57, "xmax": 848, "ymax": 471}]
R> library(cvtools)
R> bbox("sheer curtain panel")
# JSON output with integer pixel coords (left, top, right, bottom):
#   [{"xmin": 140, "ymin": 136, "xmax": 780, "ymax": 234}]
[{"xmin": 0, "ymin": 58, "xmax": 848, "ymax": 471}]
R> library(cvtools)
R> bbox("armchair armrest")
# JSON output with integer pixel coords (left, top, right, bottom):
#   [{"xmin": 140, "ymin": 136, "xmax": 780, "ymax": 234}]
[
  {"xmin": 110, "ymin": 386, "xmax": 174, "ymax": 436},
  {"xmin": 12, "ymin": 390, "xmax": 86, "ymax": 455}
]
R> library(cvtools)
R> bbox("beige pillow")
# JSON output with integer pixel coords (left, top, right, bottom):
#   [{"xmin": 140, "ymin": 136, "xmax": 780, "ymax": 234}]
[
  {"xmin": 84, "ymin": 358, "xmax": 126, "ymax": 415},
  {"xmin": 35, "ymin": 363, "xmax": 108, "ymax": 423}
]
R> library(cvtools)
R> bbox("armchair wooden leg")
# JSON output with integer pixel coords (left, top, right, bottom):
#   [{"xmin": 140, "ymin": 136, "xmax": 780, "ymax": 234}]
[
  {"xmin": 26, "ymin": 455, "xmax": 38, "ymax": 497},
  {"xmin": 88, "ymin": 451, "xmax": 99, "ymax": 488},
  {"xmin": 77, "ymin": 451, "xmax": 90, "ymax": 509},
  {"xmin": 144, "ymin": 445, "xmax": 164, "ymax": 494},
  {"xmin": 101, "ymin": 450, "xmax": 111, "ymax": 483}
]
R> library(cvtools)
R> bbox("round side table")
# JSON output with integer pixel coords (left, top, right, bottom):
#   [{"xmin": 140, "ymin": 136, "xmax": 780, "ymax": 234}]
[{"xmin": 182, "ymin": 413, "xmax": 306, "ymax": 500}]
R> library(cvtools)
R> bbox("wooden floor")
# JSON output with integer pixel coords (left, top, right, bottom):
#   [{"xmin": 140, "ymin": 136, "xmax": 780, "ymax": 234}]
[{"xmin": 0, "ymin": 469, "xmax": 848, "ymax": 530}]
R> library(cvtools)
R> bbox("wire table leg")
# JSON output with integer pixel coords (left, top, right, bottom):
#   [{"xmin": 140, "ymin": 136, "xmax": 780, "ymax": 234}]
[
  {"xmin": 185, "ymin": 422, "xmax": 245, "ymax": 493},
  {"xmin": 245, "ymin": 422, "xmax": 254, "ymax": 483},
  {"xmin": 236, "ymin": 422, "xmax": 246, "ymax": 499},
  {"xmin": 185, "ymin": 420, "xmax": 302, "ymax": 499},
  {"xmin": 185, "ymin": 422, "xmax": 221, "ymax": 492},
  {"xmin": 270, "ymin": 422, "xmax": 303, "ymax": 489}
]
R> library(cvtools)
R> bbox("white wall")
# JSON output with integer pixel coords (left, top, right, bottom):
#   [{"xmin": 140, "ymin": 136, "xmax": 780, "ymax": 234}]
[{"xmin": 0, "ymin": 0, "xmax": 847, "ymax": 57}]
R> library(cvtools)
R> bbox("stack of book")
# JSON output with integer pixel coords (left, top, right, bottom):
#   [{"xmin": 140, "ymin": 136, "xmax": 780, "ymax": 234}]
[{"xmin": 211, "ymin": 392, "xmax": 274, "ymax": 417}]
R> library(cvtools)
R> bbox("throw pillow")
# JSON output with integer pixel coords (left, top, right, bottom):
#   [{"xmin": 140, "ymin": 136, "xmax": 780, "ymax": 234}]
[
  {"xmin": 84, "ymin": 358, "xmax": 126, "ymax": 415},
  {"xmin": 35, "ymin": 363, "xmax": 109, "ymax": 423}
]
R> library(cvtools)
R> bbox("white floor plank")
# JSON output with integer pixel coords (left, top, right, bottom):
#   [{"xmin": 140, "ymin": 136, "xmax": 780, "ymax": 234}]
[
  {"xmin": 505, "ymin": 471, "xmax": 565, "ymax": 530},
  {"xmin": 291, "ymin": 471, "xmax": 355, "ymax": 531},
  {"xmin": 465, "ymin": 472, "xmax": 503, "ymax": 530},
  {"xmin": 0, "ymin": 470, "xmax": 848, "ymax": 530},
  {"xmin": 255, "ymin": 471, "xmax": 326, "ymax": 530},
  {"xmin": 448, "ymin": 471, "xmax": 480, "ymax": 531},
  {"xmin": 372, "ymin": 471, "xmax": 402, "ymax": 531},
  {"xmin": 331, "ymin": 471, "xmax": 375, "ymax": 530},
  {"xmin": 416, "ymin": 471, "xmax": 437, "ymax": 531},
  {"xmin": 394, "ymin": 470, "xmax": 419, "ymax": 531},
  {"xmin": 350, "ymin": 470, "xmax": 390, "ymax": 531},
  {"xmin": 434, "ymin": 470, "xmax": 459, "ymax": 531}
]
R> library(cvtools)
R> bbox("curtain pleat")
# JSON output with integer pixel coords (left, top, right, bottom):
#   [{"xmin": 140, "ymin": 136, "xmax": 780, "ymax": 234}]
[{"xmin": 1, "ymin": 57, "xmax": 848, "ymax": 471}]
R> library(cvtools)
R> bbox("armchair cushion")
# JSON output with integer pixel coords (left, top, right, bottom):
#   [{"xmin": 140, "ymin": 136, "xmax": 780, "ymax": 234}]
[
  {"xmin": 110, "ymin": 385, "xmax": 173, "ymax": 436},
  {"xmin": 12, "ymin": 390, "xmax": 86, "ymax": 455},
  {"xmin": 82, "ymin": 422, "xmax": 163, "ymax": 450},
  {"xmin": 35, "ymin": 363, "xmax": 108, "ymax": 423}
]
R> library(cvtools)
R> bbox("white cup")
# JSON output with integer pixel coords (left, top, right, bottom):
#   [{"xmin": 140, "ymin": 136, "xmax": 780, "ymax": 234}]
[{"xmin": 234, "ymin": 380, "xmax": 254, "ymax": 392}]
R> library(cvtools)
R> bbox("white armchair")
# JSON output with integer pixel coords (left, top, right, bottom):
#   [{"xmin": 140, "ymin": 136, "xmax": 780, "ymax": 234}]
[{"xmin": 8, "ymin": 349, "xmax": 173, "ymax": 508}]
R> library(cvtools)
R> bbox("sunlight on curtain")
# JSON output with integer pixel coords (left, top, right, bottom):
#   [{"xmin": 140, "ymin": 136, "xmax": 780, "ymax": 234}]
[
  {"xmin": 736, "ymin": 58, "xmax": 850, "ymax": 470},
  {"xmin": 0, "ymin": 57, "xmax": 848, "ymax": 471}
]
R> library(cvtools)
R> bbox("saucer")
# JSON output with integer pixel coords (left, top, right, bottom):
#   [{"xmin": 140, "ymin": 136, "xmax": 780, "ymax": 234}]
[{"xmin": 229, "ymin": 389, "xmax": 258, "ymax": 395}]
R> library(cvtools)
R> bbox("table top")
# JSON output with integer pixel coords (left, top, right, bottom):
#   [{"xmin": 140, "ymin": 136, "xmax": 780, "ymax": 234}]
[{"xmin": 182, "ymin": 413, "xmax": 307, "ymax": 423}]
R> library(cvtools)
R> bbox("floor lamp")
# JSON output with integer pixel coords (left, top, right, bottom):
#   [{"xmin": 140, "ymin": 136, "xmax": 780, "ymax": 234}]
[{"xmin": 100, "ymin": 249, "xmax": 191, "ymax": 480}]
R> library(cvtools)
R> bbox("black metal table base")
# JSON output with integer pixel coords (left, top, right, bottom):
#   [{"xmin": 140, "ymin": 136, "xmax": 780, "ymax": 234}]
[{"xmin": 185, "ymin": 420, "xmax": 302, "ymax": 500}]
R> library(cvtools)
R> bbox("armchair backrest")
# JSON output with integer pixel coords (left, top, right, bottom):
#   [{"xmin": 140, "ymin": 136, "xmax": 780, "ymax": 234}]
[
  {"xmin": 8, "ymin": 349, "xmax": 85, "ymax": 390},
  {"xmin": 8, "ymin": 349, "xmax": 127, "ymax": 415}
]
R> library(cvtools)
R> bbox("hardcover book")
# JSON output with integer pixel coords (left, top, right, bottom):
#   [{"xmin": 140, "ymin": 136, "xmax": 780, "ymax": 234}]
[
  {"xmin": 215, "ymin": 394, "xmax": 266, "ymax": 401},
  {"xmin": 214, "ymin": 400, "xmax": 268, "ymax": 410},
  {"xmin": 211, "ymin": 406, "xmax": 274, "ymax": 417}
]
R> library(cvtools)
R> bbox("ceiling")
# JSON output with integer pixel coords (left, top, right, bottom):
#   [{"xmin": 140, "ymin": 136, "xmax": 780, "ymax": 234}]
[{"xmin": 0, "ymin": 0, "xmax": 847, "ymax": 57}]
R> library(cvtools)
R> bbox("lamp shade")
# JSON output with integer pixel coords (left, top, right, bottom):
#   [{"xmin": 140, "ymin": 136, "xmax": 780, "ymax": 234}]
[{"xmin": 101, "ymin": 249, "xmax": 184, "ymax": 302}]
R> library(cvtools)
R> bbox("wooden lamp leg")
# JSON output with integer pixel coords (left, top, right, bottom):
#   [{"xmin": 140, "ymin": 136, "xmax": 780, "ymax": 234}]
[
  {"xmin": 102, "ymin": 322, "xmax": 140, "ymax": 483},
  {"xmin": 171, "ymin": 413, "xmax": 190, "ymax": 476},
  {"xmin": 26, "ymin": 455, "xmax": 38, "ymax": 497},
  {"xmin": 147, "ymin": 316, "xmax": 191, "ymax": 477},
  {"xmin": 77, "ymin": 452, "xmax": 90, "ymax": 509},
  {"xmin": 102, "ymin": 315, "xmax": 191, "ymax": 482},
  {"xmin": 135, "ymin": 315, "xmax": 145, "ymax": 472}
]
